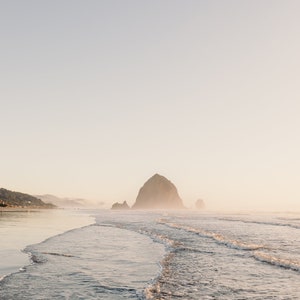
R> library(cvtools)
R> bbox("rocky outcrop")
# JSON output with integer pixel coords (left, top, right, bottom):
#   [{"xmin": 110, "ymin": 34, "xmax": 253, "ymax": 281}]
[
  {"xmin": 132, "ymin": 174, "xmax": 184, "ymax": 209},
  {"xmin": 195, "ymin": 198, "xmax": 205, "ymax": 209},
  {"xmin": 111, "ymin": 201, "xmax": 130, "ymax": 210}
]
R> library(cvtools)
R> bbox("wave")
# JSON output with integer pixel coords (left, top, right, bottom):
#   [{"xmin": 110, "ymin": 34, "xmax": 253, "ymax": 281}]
[
  {"xmin": 91, "ymin": 222, "xmax": 172, "ymax": 300},
  {"xmin": 31, "ymin": 223, "xmax": 97, "ymax": 247},
  {"xmin": 22, "ymin": 224, "xmax": 97, "ymax": 265},
  {"xmin": 219, "ymin": 218, "xmax": 300, "ymax": 230},
  {"xmin": 158, "ymin": 219, "xmax": 265, "ymax": 251},
  {"xmin": 25, "ymin": 250, "xmax": 47, "ymax": 264},
  {"xmin": 138, "ymin": 228, "xmax": 180, "ymax": 249},
  {"xmin": 253, "ymin": 251, "xmax": 300, "ymax": 272},
  {"xmin": 143, "ymin": 250, "xmax": 174, "ymax": 300},
  {"xmin": 158, "ymin": 219, "xmax": 300, "ymax": 274},
  {"xmin": 99, "ymin": 223, "xmax": 179, "ymax": 300},
  {"xmin": 40, "ymin": 252, "xmax": 75, "ymax": 258},
  {"xmin": 174, "ymin": 247, "xmax": 214, "ymax": 254}
]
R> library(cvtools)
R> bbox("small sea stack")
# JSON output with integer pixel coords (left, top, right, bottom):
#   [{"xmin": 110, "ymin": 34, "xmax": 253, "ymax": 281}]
[
  {"xmin": 195, "ymin": 198, "xmax": 205, "ymax": 210},
  {"xmin": 111, "ymin": 201, "xmax": 130, "ymax": 210}
]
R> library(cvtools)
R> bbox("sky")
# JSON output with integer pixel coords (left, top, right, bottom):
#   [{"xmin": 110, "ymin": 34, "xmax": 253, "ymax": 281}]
[{"xmin": 1, "ymin": 0, "xmax": 300, "ymax": 211}]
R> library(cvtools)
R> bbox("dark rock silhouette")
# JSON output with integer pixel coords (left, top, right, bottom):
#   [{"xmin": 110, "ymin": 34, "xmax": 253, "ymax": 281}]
[
  {"xmin": 132, "ymin": 174, "xmax": 184, "ymax": 209},
  {"xmin": 195, "ymin": 198, "xmax": 205, "ymax": 209},
  {"xmin": 111, "ymin": 201, "xmax": 130, "ymax": 210}
]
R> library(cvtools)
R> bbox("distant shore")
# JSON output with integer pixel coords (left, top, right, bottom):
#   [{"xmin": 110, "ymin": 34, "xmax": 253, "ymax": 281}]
[
  {"xmin": 0, "ymin": 206, "xmax": 57, "ymax": 212},
  {"xmin": 0, "ymin": 209, "xmax": 94, "ymax": 280}
]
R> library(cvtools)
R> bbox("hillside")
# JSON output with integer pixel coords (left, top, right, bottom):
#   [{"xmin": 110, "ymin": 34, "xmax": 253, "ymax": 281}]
[
  {"xmin": 0, "ymin": 188, "xmax": 55, "ymax": 208},
  {"xmin": 36, "ymin": 194, "xmax": 105, "ymax": 208}
]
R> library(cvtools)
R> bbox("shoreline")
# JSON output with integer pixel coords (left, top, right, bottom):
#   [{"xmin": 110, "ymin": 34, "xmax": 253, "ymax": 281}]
[
  {"xmin": 0, "ymin": 209, "xmax": 95, "ymax": 279},
  {"xmin": 0, "ymin": 206, "xmax": 58, "ymax": 212}
]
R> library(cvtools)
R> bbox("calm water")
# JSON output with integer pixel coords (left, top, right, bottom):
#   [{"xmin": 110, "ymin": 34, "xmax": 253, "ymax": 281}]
[{"xmin": 1, "ymin": 210, "xmax": 300, "ymax": 299}]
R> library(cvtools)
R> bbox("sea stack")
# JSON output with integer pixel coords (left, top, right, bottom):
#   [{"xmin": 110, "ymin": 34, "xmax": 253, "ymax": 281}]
[
  {"xmin": 111, "ymin": 201, "xmax": 130, "ymax": 210},
  {"xmin": 195, "ymin": 198, "xmax": 205, "ymax": 210},
  {"xmin": 132, "ymin": 174, "xmax": 184, "ymax": 209}
]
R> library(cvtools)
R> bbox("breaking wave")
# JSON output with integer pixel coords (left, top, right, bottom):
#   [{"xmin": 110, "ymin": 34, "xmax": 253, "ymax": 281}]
[
  {"xmin": 253, "ymin": 251, "xmax": 300, "ymax": 272},
  {"xmin": 2, "ymin": 210, "xmax": 300, "ymax": 299},
  {"xmin": 158, "ymin": 219, "xmax": 265, "ymax": 251}
]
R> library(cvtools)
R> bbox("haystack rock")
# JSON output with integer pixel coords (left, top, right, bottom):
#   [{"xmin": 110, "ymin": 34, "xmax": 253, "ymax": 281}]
[{"xmin": 132, "ymin": 174, "xmax": 185, "ymax": 209}]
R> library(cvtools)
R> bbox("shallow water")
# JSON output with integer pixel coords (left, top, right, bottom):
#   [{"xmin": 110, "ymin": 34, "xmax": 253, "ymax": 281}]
[
  {"xmin": 0, "ymin": 209, "xmax": 93, "ymax": 278},
  {"xmin": 1, "ymin": 210, "xmax": 300, "ymax": 299}
]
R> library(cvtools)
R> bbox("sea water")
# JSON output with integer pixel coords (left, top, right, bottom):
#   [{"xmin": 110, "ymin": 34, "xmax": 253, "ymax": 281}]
[
  {"xmin": 1, "ymin": 210, "xmax": 300, "ymax": 299},
  {"xmin": 0, "ymin": 209, "xmax": 93, "ymax": 278}
]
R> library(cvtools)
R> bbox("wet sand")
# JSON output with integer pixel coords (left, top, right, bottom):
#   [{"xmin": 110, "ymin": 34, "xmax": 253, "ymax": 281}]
[{"xmin": 0, "ymin": 209, "xmax": 94, "ymax": 278}]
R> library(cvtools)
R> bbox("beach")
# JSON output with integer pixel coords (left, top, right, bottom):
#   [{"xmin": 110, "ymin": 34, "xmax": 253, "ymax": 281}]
[
  {"xmin": 1, "ymin": 210, "xmax": 300, "ymax": 299},
  {"xmin": 0, "ymin": 208, "xmax": 94, "ymax": 279}
]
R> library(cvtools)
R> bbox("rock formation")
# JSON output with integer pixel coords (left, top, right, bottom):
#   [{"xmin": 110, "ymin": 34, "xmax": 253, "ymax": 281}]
[
  {"xmin": 195, "ymin": 198, "xmax": 205, "ymax": 209},
  {"xmin": 111, "ymin": 201, "xmax": 130, "ymax": 210},
  {"xmin": 132, "ymin": 174, "xmax": 184, "ymax": 209}
]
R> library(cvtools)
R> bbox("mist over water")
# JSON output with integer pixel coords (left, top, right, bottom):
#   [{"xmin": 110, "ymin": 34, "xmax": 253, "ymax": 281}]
[{"xmin": 1, "ymin": 210, "xmax": 300, "ymax": 299}]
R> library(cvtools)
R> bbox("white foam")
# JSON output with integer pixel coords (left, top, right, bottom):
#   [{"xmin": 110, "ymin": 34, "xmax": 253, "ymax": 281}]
[
  {"xmin": 253, "ymin": 251, "xmax": 300, "ymax": 272},
  {"xmin": 158, "ymin": 219, "xmax": 264, "ymax": 251}
]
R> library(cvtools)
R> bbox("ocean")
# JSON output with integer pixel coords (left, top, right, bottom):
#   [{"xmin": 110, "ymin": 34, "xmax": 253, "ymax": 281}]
[{"xmin": 1, "ymin": 209, "xmax": 300, "ymax": 299}]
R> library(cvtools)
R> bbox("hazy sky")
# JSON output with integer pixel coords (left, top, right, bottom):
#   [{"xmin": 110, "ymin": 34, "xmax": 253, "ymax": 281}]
[{"xmin": 1, "ymin": 0, "xmax": 300, "ymax": 211}]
